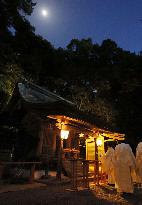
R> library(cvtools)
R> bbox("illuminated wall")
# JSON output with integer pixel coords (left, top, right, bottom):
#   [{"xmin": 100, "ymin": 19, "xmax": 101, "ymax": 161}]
[{"xmin": 86, "ymin": 137, "xmax": 95, "ymax": 160}]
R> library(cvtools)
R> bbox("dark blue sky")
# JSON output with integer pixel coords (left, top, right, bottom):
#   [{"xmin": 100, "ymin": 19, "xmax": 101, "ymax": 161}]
[{"xmin": 27, "ymin": 0, "xmax": 142, "ymax": 52}]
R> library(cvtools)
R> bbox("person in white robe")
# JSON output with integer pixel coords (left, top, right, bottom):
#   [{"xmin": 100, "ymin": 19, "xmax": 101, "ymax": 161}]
[
  {"xmin": 136, "ymin": 142, "xmax": 142, "ymax": 186},
  {"xmin": 112, "ymin": 143, "xmax": 136, "ymax": 193},
  {"xmin": 101, "ymin": 146, "xmax": 115, "ymax": 185}
]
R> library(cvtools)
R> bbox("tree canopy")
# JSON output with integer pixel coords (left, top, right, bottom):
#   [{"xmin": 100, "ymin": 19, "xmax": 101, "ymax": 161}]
[{"xmin": 0, "ymin": 1, "xmax": 142, "ymax": 152}]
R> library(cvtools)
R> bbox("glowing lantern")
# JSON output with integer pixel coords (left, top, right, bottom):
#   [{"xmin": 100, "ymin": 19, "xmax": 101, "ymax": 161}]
[
  {"xmin": 61, "ymin": 130, "xmax": 69, "ymax": 140},
  {"xmin": 96, "ymin": 137, "xmax": 103, "ymax": 146}
]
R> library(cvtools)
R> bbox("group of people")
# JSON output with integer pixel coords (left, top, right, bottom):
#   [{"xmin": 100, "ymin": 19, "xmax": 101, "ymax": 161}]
[{"xmin": 101, "ymin": 142, "xmax": 142, "ymax": 194}]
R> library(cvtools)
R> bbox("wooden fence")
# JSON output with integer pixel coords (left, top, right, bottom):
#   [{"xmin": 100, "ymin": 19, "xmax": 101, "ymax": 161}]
[
  {"xmin": 0, "ymin": 162, "xmax": 41, "ymax": 183},
  {"xmin": 68, "ymin": 159, "xmax": 106, "ymax": 189}
]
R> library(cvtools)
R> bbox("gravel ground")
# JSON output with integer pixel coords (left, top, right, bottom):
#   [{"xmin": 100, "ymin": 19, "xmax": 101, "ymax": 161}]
[{"xmin": 0, "ymin": 184, "xmax": 142, "ymax": 205}]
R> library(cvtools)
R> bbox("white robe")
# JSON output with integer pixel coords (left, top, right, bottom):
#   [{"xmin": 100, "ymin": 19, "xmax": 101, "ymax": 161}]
[
  {"xmin": 136, "ymin": 142, "xmax": 142, "ymax": 184},
  {"xmin": 113, "ymin": 143, "xmax": 136, "ymax": 193},
  {"xmin": 101, "ymin": 147, "xmax": 115, "ymax": 184}
]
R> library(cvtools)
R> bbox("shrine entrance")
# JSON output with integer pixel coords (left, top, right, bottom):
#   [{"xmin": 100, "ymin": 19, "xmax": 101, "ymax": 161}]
[{"xmin": 44, "ymin": 115, "xmax": 124, "ymax": 189}]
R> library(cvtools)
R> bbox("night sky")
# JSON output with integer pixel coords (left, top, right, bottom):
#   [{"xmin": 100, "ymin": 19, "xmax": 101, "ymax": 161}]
[{"xmin": 27, "ymin": 0, "xmax": 142, "ymax": 52}]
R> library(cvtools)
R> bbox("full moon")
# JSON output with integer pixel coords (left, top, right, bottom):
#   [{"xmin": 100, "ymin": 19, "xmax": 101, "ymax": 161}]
[{"xmin": 41, "ymin": 9, "xmax": 48, "ymax": 17}]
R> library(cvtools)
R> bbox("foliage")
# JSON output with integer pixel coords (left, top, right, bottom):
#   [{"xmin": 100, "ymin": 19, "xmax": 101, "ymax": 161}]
[
  {"xmin": 0, "ymin": 0, "xmax": 35, "ymax": 111},
  {"xmin": 0, "ymin": 63, "xmax": 23, "ymax": 111},
  {"xmin": 39, "ymin": 38, "xmax": 142, "ymax": 148},
  {"xmin": 0, "ymin": 0, "xmax": 142, "ymax": 152}
]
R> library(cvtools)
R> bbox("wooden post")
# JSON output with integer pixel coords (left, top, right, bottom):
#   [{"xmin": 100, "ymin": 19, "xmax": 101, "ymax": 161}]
[
  {"xmin": 56, "ymin": 135, "xmax": 62, "ymax": 180},
  {"xmin": 83, "ymin": 160, "xmax": 89, "ymax": 188},
  {"xmin": 86, "ymin": 160, "xmax": 89, "ymax": 188},
  {"xmin": 36, "ymin": 121, "xmax": 44, "ymax": 157},
  {"xmin": 83, "ymin": 160, "xmax": 86, "ymax": 187},
  {"xmin": 29, "ymin": 164, "xmax": 35, "ymax": 183},
  {"xmin": 95, "ymin": 140, "xmax": 99, "ymax": 185},
  {"xmin": 71, "ymin": 159, "xmax": 78, "ymax": 190}
]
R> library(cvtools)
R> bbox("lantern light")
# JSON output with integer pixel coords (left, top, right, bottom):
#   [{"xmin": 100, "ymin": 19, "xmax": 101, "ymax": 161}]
[
  {"xmin": 96, "ymin": 138, "xmax": 103, "ymax": 146},
  {"xmin": 61, "ymin": 130, "xmax": 69, "ymax": 140}
]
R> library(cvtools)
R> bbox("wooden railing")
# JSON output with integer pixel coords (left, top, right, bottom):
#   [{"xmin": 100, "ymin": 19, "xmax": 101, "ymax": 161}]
[{"xmin": 63, "ymin": 159, "xmax": 106, "ymax": 189}]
